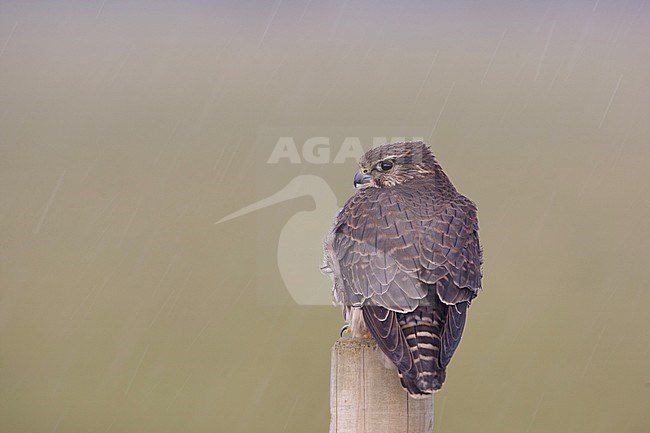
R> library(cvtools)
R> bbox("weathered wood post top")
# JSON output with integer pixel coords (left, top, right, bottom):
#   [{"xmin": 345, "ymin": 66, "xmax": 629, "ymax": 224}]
[{"xmin": 330, "ymin": 337, "xmax": 434, "ymax": 433}]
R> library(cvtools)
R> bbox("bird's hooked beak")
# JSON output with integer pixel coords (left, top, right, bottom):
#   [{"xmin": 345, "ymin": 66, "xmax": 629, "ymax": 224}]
[{"xmin": 353, "ymin": 171, "xmax": 372, "ymax": 189}]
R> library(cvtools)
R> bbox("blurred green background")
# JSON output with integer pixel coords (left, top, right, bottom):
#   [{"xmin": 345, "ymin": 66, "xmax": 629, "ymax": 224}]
[{"xmin": 1, "ymin": 1, "xmax": 649, "ymax": 432}]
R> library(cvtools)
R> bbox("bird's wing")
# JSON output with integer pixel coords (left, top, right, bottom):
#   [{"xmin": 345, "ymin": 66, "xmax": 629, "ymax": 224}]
[
  {"xmin": 439, "ymin": 298, "xmax": 468, "ymax": 368},
  {"xmin": 419, "ymin": 203, "xmax": 482, "ymax": 303},
  {"xmin": 330, "ymin": 186, "xmax": 481, "ymax": 310},
  {"xmin": 362, "ymin": 305, "xmax": 414, "ymax": 373},
  {"xmin": 419, "ymin": 202, "xmax": 482, "ymax": 367},
  {"xmin": 329, "ymin": 188, "xmax": 429, "ymax": 312}
]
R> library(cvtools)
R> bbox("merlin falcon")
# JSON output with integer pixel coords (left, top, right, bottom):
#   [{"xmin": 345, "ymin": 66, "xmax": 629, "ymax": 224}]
[{"xmin": 322, "ymin": 141, "xmax": 482, "ymax": 397}]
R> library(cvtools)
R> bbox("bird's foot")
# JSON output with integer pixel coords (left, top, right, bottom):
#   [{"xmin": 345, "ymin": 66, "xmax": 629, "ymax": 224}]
[{"xmin": 339, "ymin": 324, "xmax": 351, "ymax": 337}]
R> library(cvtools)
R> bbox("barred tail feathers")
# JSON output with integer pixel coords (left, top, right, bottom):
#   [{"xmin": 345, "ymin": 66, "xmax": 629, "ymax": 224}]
[
  {"xmin": 362, "ymin": 304, "xmax": 447, "ymax": 398},
  {"xmin": 397, "ymin": 306, "xmax": 446, "ymax": 396}
]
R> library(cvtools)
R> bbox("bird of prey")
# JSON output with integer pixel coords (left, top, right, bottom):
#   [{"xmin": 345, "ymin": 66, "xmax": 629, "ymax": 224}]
[{"xmin": 322, "ymin": 141, "xmax": 482, "ymax": 398}]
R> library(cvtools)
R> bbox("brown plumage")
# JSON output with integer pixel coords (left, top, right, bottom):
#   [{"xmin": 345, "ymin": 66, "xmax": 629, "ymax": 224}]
[{"xmin": 322, "ymin": 141, "xmax": 482, "ymax": 397}]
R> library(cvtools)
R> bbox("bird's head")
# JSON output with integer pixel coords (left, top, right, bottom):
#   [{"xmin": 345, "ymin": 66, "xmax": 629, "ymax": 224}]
[{"xmin": 354, "ymin": 141, "xmax": 439, "ymax": 189}]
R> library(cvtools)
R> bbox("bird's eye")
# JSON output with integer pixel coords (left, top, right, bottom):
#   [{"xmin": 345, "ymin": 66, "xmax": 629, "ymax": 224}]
[{"xmin": 376, "ymin": 160, "xmax": 394, "ymax": 172}]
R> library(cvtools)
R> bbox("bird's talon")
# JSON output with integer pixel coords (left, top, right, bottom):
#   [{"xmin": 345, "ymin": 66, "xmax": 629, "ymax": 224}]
[{"xmin": 340, "ymin": 324, "xmax": 351, "ymax": 337}]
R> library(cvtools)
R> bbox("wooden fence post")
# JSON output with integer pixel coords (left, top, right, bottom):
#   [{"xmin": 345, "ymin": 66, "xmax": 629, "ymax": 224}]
[{"xmin": 330, "ymin": 337, "xmax": 434, "ymax": 433}]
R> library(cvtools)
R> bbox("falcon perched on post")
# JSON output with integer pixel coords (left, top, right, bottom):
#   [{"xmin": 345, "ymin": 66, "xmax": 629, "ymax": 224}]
[{"xmin": 322, "ymin": 141, "xmax": 482, "ymax": 398}]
